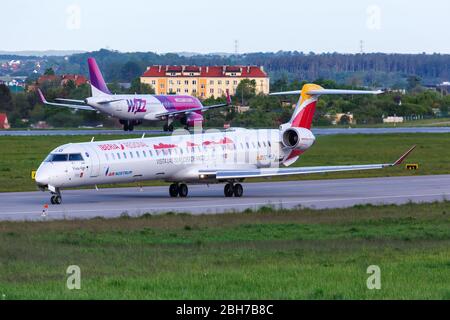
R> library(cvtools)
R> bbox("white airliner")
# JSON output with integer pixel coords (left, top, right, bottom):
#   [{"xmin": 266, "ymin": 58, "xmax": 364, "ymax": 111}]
[
  {"xmin": 35, "ymin": 84, "xmax": 415, "ymax": 205},
  {"xmin": 38, "ymin": 58, "xmax": 231, "ymax": 132}
]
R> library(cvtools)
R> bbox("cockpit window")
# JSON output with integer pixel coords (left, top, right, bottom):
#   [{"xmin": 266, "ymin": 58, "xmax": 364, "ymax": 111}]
[
  {"xmin": 69, "ymin": 153, "xmax": 84, "ymax": 161},
  {"xmin": 45, "ymin": 154, "xmax": 68, "ymax": 162},
  {"xmin": 45, "ymin": 153, "xmax": 84, "ymax": 162}
]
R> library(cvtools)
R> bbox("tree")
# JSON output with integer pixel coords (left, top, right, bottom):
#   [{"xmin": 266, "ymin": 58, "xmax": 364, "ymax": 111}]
[
  {"xmin": 121, "ymin": 61, "xmax": 142, "ymax": 82},
  {"xmin": 128, "ymin": 78, "xmax": 155, "ymax": 94},
  {"xmin": 407, "ymin": 76, "xmax": 422, "ymax": 92},
  {"xmin": 236, "ymin": 79, "xmax": 256, "ymax": 105},
  {"xmin": 44, "ymin": 68, "xmax": 55, "ymax": 76},
  {"xmin": 0, "ymin": 84, "xmax": 13, "ymax": 113}
]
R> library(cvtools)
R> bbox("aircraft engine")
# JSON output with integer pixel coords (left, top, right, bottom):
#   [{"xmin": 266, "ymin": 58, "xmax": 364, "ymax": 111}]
[
  {"xmin": 181, "ymin": 113, "xmax": 204, "ymax": 127},
  {"xmin": 281, "ymin": 127, "xmax": 316, "ymax": 151}
]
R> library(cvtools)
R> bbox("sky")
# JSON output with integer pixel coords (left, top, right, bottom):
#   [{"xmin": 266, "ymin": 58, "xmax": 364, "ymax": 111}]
[{"xmin": 3, "ymin": 0, "xmax": 450, "ymax": 54}]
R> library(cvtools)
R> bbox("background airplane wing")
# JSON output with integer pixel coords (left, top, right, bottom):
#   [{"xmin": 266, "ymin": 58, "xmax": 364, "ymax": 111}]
[
  {"xmin": 156, "ymin": 90, "xmax": 232, "ymax": 118},
  {"xmin": 38, "ymin": 89, "xmax": 95, "ymax": 111},
  {"xmin": 199, "ymin": 146, "xmax": 416, "ymax": 180}
]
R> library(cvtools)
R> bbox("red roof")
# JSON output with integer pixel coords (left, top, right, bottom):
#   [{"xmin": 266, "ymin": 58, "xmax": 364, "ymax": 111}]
[
  {"xmin": 37, "ymin": 75, "xmax": 59, "ymax": 84},
  {"xmin": 61, "ymin": 74, "xmax": 88, "ymax": 86},
  {"xmin": 142, "ymin": 65, "xmax": 267, "ymax": 78},
  {"xmin": 37, "ymin": 74, "xmax": 88, "ymax": 87},
  {"xmin": 0, "ymin": 113, "xmax": 10, "ymax": 129}
]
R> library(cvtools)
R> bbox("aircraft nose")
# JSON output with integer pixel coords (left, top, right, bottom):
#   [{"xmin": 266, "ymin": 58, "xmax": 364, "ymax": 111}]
[{"xmin": 35, "ymin": 169, "xmax": 50, "ymax": 186}]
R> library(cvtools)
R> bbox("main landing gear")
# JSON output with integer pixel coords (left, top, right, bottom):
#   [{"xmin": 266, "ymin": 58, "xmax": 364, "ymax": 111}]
[
  {"xmin": 120, "ymin": 120, "xmax": 141, "ymax": 132},
  {"xmin": 163, "ymin": 123, "xmax": 174, "ymax": 132},
  {"xmin": 224, "ymin": 183, "xmax": 243, "ymax": 198},
  {"xmin": 169, "ymin": 183, "xmax": 189, "ymax": 198}
]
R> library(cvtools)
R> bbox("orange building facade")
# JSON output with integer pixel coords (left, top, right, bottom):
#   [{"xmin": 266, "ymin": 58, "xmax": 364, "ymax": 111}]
[{"xmin": 140, "ymin": 65, "xmax": 269, "ymax": 99}]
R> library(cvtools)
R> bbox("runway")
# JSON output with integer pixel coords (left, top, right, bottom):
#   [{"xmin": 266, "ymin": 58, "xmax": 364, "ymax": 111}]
[
  {"xmin": 2, "ymin": 127, "xmax": 450, "ymax": 136},
  {"xmin": 1, "ymin": 175, "xmax": 450, "ymax": 221}
]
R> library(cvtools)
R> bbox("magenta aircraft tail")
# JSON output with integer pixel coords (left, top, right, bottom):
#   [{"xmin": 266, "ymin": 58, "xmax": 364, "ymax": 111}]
[{"xmin": 88, "ymin": 58, "xmax": 111, "ymax": 97}]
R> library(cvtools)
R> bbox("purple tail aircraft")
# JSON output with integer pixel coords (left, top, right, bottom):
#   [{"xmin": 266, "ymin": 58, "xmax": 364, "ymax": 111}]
[{"xmin": 38, "ymin": 58, "xmax": 231, "ymax": 131}]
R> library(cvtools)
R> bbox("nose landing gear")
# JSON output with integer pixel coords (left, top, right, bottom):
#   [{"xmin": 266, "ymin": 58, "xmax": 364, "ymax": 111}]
[{"xmin": 50, "ymin": 194, "xmax": 62, "ymax": 205}]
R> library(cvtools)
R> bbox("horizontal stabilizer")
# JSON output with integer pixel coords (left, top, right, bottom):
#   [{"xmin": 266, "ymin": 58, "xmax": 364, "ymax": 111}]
[
  {"xmin": 270, "ymin": 89, "xmax": 383, "ymax": 96},
  {"xmin": 37, "ymin": 89, "xmax": 95, "ymax": 111}
]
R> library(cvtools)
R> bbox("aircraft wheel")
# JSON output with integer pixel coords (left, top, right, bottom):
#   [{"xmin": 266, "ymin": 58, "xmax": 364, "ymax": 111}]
[
  {"xmin": 233, "ymin": 184, "xmax": 243, "ymax": 198},
  {"xmin": 123, "ymin": 123, "xmax": 129, "ymax": 131},
  {"xmin": 163, "ymin": 124, "xmax": 169, "ymax": 132},
  {"xmin": 169, "ymin": 184, "xmax": 179, "ymax": 197},
  {"xmin": 224, "ymin": 184, "xmax": 234, "ymax": 197},
  {"xmin": 178, "ymin": 184, "xmax": 188, "ymax": 198},
  {"xmin": 51, "ymin": 195, "xmax": 62, "ymax": 205},
  {"xmin": 128, "ymin": 124, "xmax": 134, "ymax": 131},
  {"xmin": 168, "ymin": 124, "xmax": 174, "ymax": 132}
]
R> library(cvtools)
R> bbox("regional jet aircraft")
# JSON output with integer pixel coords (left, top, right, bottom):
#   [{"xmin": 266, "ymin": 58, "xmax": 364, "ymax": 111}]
[
  {"xmin": 38, "ymin": 58, "xmax": 231, "ymax": 131},
  {"xmin": 35, "ymin": 84, "xmax": 415, "ymax": 204}
]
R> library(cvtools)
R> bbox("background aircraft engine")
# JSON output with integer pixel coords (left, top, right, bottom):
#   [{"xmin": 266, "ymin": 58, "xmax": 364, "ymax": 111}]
[
  {"xmin": 181, "ymin": 113, "xmax": 204, "ymax": 127},
  {"xmin": 281, "ymin": 127, "xmax": 316, "ymax": 151}
]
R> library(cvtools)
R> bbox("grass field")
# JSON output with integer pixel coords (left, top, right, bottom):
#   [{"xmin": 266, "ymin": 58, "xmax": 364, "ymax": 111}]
[
  {"xmin": 0, "ymin": 202, "xmax": 449, "ymax": 299},
  {"xmin": 0, "ymin": 133, "xmax": 449, "ymax": 192}
]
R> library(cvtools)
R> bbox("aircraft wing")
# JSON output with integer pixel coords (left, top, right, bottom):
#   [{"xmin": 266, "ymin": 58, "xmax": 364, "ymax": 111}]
[
  {"xmin": 38, "ymin": 89, "xmax": 95, "ymax": 111},
  {"xmin": 156, "ymin": 90, "xmax": 232, "ymax": 119},
  {"xmin": 199, "ymin": 146, "xmax": 416, "ymax": 180}
]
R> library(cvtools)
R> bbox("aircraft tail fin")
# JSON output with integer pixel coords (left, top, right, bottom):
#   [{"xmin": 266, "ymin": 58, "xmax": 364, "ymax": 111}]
[{"xmin": 88, "ymin": 58, "xmax": 111, "ymax": 97}]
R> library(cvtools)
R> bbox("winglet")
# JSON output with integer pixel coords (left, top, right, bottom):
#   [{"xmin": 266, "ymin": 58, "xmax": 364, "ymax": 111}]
[
  {"xmin": 226, "ymin": 89, "xmax": 231, "ymax": 105},
  {"xmin": 393, "ymin": 145, "xmax": 417, "ymax": 166},
  {"xmin": 37, "ymin": 88, "xmax": 47, "ymax": 104}
]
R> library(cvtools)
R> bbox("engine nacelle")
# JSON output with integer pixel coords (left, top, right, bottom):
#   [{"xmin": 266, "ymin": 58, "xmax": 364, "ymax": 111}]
[
  {"xmin": 181, "ymin": 113, "xmax": 204, "ymax": 127},
  {"xmin": 281, "ymin": 127, "xmax": 316, "ymax": 151}
]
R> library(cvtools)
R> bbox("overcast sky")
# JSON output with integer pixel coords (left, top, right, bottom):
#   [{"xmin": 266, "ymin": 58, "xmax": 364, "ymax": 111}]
[{"xmin": 3, "ymin": 0, "xmax": 450, "ymax": 54}]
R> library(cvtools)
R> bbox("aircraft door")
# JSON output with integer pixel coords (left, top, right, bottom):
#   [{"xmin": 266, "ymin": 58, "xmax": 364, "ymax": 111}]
[{"xmin": 84, "ymin": 145, "xmax": 101, "ymax": 178}]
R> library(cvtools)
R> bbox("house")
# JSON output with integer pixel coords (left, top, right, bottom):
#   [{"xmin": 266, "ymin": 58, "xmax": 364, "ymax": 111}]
[
  {"xmin": 34, "ymin": 74, "xmax": 89, "ymax": 89},
  {"xmin": 325, "ymin": 113, "xmax": 355, "ymax": 125},
  {"xmin": 141, "ymin": 65, "xmax": 269, "ymax": 99},
  {"xmin": 61, "ymin": 74, "xmax": 88, "ymax": 87},
  {"xmin": 383, "ymin": 116, "xmax": 404, "ymax": 124},
  {"xmin": 0, "ymin": 113, "xmax": 11, "ymax": 129}
]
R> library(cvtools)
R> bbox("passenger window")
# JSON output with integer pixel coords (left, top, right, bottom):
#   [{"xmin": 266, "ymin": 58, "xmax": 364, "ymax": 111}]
[
  {"xmin": 123, "ymin": 152, "xmax": 127, "ymax": 159},
  {"xmin": 268, "ymin": 141, "xmax": 271, "ymax": 147},
  {"xmin": 117, "ymin": 153, "xmax": 121, "ymax": 159},
  {"xmin": 112, "ymin": 153, "xmax": 115, "ymax": 160},
  {"xmin": 105, "ymin": 154, "xmax": 109, "ymax": 161},
  {"xmin": 129, "ymin": 152, "xmax": 133, "ymax": 158},
  {"xmin": 143, "ymin": 151, "xmax": 146, "ymax": 157},
  {"xmin": 136, "ymin": 151, "xmax": 140, "ymax": 158}
]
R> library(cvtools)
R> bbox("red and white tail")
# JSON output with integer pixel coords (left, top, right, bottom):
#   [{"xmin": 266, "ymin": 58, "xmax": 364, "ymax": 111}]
[{"xmin": 271, "ymin": 84, "xmax": 383, "ymax": 130}]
